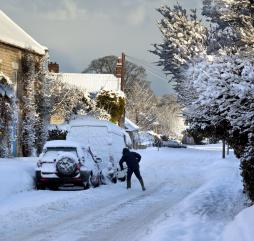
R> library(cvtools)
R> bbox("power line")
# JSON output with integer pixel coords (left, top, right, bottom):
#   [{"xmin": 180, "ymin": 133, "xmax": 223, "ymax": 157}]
[
  {"xmin": 126, "ymin": 55, "xmax": 162, "ymax": 73},
  {"xmin": 126, "ymin": 54, "xmax": 171, "ymax": 82}
]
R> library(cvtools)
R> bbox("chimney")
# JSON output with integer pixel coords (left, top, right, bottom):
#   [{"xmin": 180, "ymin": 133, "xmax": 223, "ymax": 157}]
[
  {"xmin": 116, "ymin": 57, "xmax": 122, "ymax": 79},
  {"xmin": 48, "ymin": 62, "xmax": 59, "ymax": 73},
  {"xmin": 115, "ymin": 53, "xmax": 125, "ymax": 91}
]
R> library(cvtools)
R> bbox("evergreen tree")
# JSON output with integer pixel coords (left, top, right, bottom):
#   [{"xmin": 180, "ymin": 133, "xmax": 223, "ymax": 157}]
[
  {"xmin": 21, "ymin": 53, "xmax": 38, "ymax": 156},
  {"xmin": 151, "ymin": 4, "xmax": 208, "ymax": 106},
  {"xmin": 34, "ymin": 54, "xmax": 51, "ymax": 154},
  {"xmin": 203, "ymin": 0, "xmax": 254, "ymax": 52},
  {"xmin": 0, "ymin": 73, "xmax": 16, "ymax": 157}
]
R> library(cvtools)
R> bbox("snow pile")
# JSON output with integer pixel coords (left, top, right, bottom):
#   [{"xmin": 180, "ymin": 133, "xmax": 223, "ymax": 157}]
[
  {"xmin": 0, "ymin": 158, "xmax": 36, "ymax": 202},
  {"xmin": 221, "ymin": 204, "xmax": 254, "ymax": 241}
]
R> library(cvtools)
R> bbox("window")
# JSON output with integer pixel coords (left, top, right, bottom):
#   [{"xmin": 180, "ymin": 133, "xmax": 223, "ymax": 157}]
[{"xmin": 12, "ymin": 62, "xmax": 19, "ymax": 96}]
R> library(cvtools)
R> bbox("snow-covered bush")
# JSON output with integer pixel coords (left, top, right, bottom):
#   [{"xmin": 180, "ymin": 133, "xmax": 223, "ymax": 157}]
[
  {"xmin": 48, "ymin": 74, "xmax": 93, "ymax": 121},
  {"xmin": 0, "ymin": 73, "xmax": 16, "ymax": 157},
  {"xmin": 96, "ymin": 90, "xmax": 125, "ymax": 124},
  {"xmin": 152, "ymin": 1, "xmax": 254, "ymax": 200},
  {"xmin": 34, "ymin": 53, "xmax": 51, "ymax": 154},
  {"xmin": 21, "ymin": 52, "xmax": 40, "ymax": 156},
  {"xmin": 185, "ymin": 53, "xmax": 254, "ymax": 199}
]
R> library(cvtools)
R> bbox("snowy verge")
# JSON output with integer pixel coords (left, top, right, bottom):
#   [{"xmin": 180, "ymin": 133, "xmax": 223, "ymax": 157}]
[
  {"xmin": 0, "ymin": 158, "xmax": 36, "ymax": 202},
  {"xmin": 140, "ymin": 149, "xmax": 246, "ymax": 241},
  {"xmin": 222, "ymin": 204, "xmax": 254, "ymax": 241}
]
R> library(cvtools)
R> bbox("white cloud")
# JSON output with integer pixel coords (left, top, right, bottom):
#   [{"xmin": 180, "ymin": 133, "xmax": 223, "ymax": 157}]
[
  {"xmin": 127, "ymin": 5, "xmax": 146, "ymax": 26},
  {"xmin": 43, "ymin": 0, "xmax": 87, "ymax": 20}
]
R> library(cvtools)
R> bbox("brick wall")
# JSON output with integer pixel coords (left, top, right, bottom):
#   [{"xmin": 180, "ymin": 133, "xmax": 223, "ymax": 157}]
[
  {"xmin": 0, "ymin": 41, "xmax": 44, "ymax": 156},
  {"xmin": 0, "ymin": 42, "xmax": 22, "ymax": 78}
]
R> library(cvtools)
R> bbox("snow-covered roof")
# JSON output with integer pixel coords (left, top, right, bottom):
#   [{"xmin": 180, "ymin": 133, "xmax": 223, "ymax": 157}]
[
  {"xmin": 68, "ymin": 116, "xmax": 123, "ymax": 134},
  {"xmin": 0, "ymin": 10, "xmax": 47, "ymax": 55},
  {"xmin": 52, "ymin": 73, "xmax": 121, "ymax": 93},
  {"xmin": 43, "ymin": 140, "xmax": 82, "ymax": 149},
  {"xmin": 125, "ymin": 118, "xmax": 139, "ymax": 132}
]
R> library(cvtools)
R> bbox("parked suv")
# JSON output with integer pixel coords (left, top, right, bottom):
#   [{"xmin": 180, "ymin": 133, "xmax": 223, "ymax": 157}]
[{"xmin": 35, "ymin": 140, "xmax": 104, "ymax": 190}]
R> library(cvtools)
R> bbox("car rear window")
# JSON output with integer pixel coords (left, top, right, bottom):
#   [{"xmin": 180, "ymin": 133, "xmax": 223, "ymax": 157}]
[{"xmin": 43, "ymin": 147, "xmax": 78, "ymax": 159}]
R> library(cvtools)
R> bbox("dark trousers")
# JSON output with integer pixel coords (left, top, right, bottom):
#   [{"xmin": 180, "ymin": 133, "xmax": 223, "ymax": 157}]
[
  {"xmin": 127, "ymin": 168, "xmax": 142, "ymax": 182},
  {"xmin": 127, "ymin": 168, "xmax": 145, "ymax": 190}
]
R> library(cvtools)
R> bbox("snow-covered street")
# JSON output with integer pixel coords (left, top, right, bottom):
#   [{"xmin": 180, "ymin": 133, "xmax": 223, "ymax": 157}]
[{"xmin": 0, "ymin": 145, "xmax": 246, "ymax": 241}]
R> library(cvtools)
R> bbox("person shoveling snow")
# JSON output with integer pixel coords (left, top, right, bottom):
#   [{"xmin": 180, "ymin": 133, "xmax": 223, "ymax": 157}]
[{"xmin": 119, "ymin": 148, "xmax": 146, "ymax": 191}]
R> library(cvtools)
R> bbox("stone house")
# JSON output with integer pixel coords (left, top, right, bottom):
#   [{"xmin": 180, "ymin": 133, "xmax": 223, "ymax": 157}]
[{"xmin": 0, "ymin": 10, "xmax": 47, "ymax": 156}]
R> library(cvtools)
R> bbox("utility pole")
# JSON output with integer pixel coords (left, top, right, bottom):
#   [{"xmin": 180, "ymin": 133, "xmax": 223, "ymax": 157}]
[
  {"xmin": 121, "ymin": 52, "xmax": 125, "ymax": 91},
  {"xmin": 116, "ymin": 52, "xmax": 126, "ymax": 128},
  {"xmin": 222, "ymin": 139, "xmax": 226, "ymax": 159}
]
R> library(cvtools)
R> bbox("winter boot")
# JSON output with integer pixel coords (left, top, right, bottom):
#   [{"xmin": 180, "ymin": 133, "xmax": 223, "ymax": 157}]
[
  {"xmin": 139, "ymin": 178, "xmax": 146, "ymax": 191},
  {"xmin": 127, "ymin": 179, "xmax": 131, "ymax": 189}
]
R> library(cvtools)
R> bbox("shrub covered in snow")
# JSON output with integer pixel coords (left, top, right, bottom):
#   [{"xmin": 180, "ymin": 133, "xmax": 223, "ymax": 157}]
[
  {"xmin": 96, "ymin": 90, "xmax": 125, "ymax": 124},
  {"xmin": 0, "ymin": 73, "xmax": 16, "ymax": 157},
  {"xmin": 152, "ymin": 0, "xmax": 254, "ymax": 200}
]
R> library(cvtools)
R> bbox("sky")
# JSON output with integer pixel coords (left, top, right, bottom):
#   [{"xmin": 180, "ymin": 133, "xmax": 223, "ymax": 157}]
[{"xmin": 0, "ymin": 0, "xmax": 202, "ymax": 95}]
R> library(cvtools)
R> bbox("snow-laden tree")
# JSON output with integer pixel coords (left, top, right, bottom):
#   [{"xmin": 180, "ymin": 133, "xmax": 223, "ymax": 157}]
[
  {"xmin": 83, "ymin": 55, "xmax": 160, "ymax": 129},
  {"xmin": 151, "ymin": 4, "xmax": 208, "ymax": 106},
  {"xmin": 0, "ymin": 73, "xmax": 16, "ymax": 157},
  {"xmin": 126, "ymin": 81, "xmax": 158, "ymax": 130},
  {"xmin": 21, "ymin": 53, "xmax": 39, "ymax": 156},
  {"xmin": 203, "ymin": 0, "xmax": 254, "ymax": 52},
  {"xmin": 96, "ymin": 90, "xmax": 125, "ymax": 124},
  {"xmin": 48, "ymin": 74, "xmax": 92, "ymax": 121},
  {"xmin": 83, "ymin": 55, "xmax": 146, "ymax": 88},
  {"xmin": 186, "ymin": 53, "xmax": 254, "ymax": 199},
  {"xmin": 34, "ymin": 54, "xmax": 51, "ymax": 154},
  {"xmin": 156, "ymin": 95, "xmax": 185, "ymax": 139}
]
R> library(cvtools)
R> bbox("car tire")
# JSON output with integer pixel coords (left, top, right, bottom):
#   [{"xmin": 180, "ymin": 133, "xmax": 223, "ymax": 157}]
[
  {"xmin": 118, "ymin": 176, "xmax": 126, "ymax": 182},
  {"xmin": 111, "ymin": 176, "xmax": 117, "ymax": 184},
  {"xmin": 50, "ymin": 184, "xmax": 59, "ymax": 191},
  {"xmin": 36, "ymin": 182, "xmax": 45, "ymax": 190},
  {"xmin": 90, "ymin": 174, "xmax": 100, "ymax": 188},
  {"xmin": 83, "ymin": 181, "xmax": 90, "ymax": 190},
  {"xmin": 100, "ymin": 174, "xmax": 108, "ymax": 185}
]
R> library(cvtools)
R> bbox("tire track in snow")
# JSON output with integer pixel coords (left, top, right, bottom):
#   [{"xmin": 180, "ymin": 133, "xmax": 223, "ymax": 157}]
[{"xmin": 7, "ymin": 178, "xmax": 202, "ymax": 241}]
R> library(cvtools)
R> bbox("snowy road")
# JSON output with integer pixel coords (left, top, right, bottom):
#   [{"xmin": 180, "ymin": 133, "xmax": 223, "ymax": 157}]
[{"xmin": 0, "ymin": 145, "xmax": 246, "ymax": 241}]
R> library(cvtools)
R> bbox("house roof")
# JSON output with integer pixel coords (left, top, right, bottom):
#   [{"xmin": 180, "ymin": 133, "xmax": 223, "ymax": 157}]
[
  {"xmin": 0, "ymin": 10, "xmax": 47, "ymax": 55},
  {"xmin": 52, "ymin": 73, "xmax": 121, "ymax": 93},
  {"xmin": 125, "ymin": 118, "xmax": 139, "ymax": 132}
]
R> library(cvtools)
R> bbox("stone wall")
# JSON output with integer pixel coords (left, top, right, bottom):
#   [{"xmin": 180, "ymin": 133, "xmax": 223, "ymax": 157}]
[{"xmin": 0, "ymin": 41, "xmax": 43, "ymax": 156}]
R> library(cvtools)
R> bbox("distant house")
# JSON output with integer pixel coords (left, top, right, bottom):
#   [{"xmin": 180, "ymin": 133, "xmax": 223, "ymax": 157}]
[
  {"xmin": 124, "ymin": 118, "xmax": 140, "ymax": 148},
  {"xmin": 0, "ymin": 10, "xmax": 47, "ymax": 156},
  {"xmin": 51, "ymin": 72, "xmax": 121, "ymax": 95}
]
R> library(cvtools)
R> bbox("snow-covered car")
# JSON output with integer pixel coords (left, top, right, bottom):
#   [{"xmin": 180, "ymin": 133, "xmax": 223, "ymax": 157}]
[
  {"xmin": 162, "ymin": 140, "xmax": 187, "ymax": 148},
  {"xmin": 64, "ymin": 117, "xmax": 131, "ymax": 182},
  {"xmin": 35, "ymin": 140, "xmax": 105, "ymax": 190}
]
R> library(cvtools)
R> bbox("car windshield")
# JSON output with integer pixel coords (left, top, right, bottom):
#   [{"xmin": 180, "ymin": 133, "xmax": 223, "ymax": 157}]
[{"xmin": 42, "ymin": 147, "xmax": 78, "ymax": 160}]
